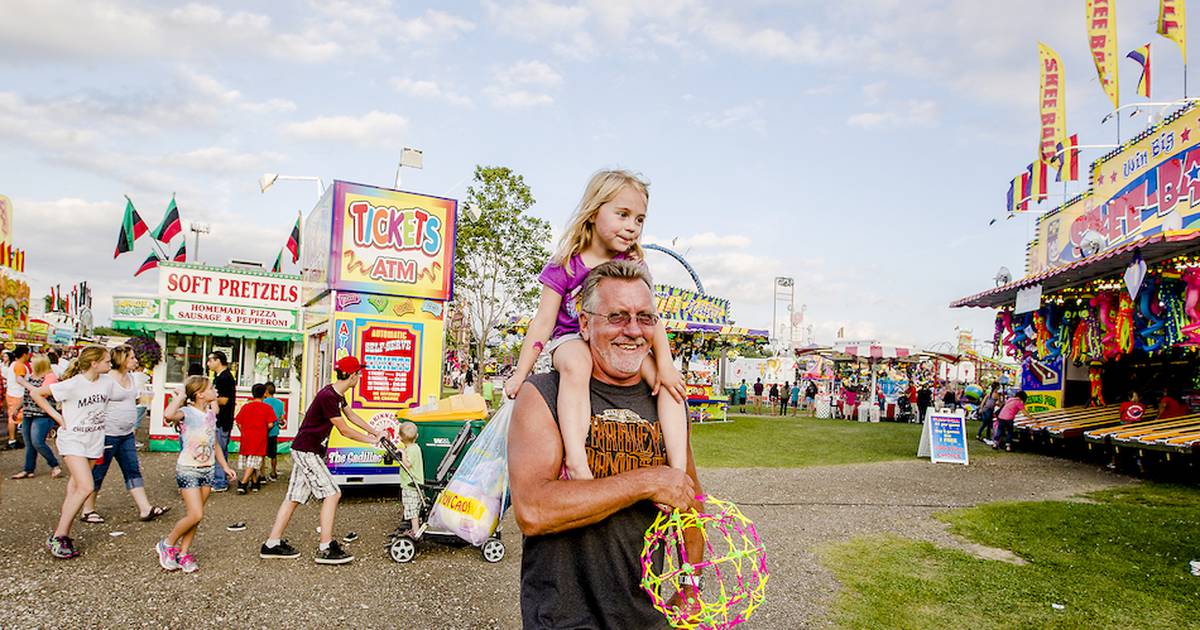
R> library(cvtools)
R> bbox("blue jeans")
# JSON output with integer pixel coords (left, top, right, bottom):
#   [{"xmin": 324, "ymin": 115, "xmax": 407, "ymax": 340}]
[
  {"xmin": 91, "ymin": 432, "xmax": 144, "ymax": 491},
  {"xmin": 213, "ymin": 426, "xmax": 232, "ymax": 489},
  {"xmin": 22, "ymin": 415, "xmax": 59, "ymax": 473}
]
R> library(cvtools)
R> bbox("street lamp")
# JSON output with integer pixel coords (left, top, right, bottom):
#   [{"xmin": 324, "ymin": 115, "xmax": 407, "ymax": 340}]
[
  {"xmin": 189, "ymin": 221, "xmax": 210, "ymax": 263},
  {"xmin": 259, "ymin": 173, "xmax": 325, "ymax": 199},
  {"xmin": 395, "ymin": 147, "xmax": 423, "ymax": 188}
]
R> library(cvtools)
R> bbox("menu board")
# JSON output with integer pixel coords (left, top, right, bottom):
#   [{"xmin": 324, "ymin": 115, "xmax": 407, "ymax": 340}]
[
  {"xmin": 355, "ymin": 321, "xmax": 421, "ymax": 407},
  {"xmin": 927, "ymin": 411, "xmax": 969, "ymax": 465}
]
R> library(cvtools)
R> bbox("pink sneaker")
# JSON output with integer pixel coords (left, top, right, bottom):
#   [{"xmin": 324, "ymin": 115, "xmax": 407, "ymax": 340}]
[
  {"xmin": 178, "ymin": 553, "xmax": 198, "ymax": 573},
  {"xmin": 155, "ymin": 539, "xmax": 180, "ymax": 571}
]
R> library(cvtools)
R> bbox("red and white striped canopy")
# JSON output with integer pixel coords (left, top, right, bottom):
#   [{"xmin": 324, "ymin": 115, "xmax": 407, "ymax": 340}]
[{"xmin": 832, "ymin": 343, "xmax": 913, "ymax": 359}]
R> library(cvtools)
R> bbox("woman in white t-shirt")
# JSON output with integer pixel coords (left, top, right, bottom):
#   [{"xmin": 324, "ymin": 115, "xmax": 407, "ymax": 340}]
[
  {"xmin": 28, "ymin": 346, "xmax": 114, "ymax": 560},
  {"xmin": 78, "ymin": 345, "xmax": 170, "ymax": 524}
]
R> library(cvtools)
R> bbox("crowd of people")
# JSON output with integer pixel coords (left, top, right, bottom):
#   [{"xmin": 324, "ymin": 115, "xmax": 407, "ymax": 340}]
[{"xmin": 731, "ymin": 378, "xmax": 818, "ymax": 416}]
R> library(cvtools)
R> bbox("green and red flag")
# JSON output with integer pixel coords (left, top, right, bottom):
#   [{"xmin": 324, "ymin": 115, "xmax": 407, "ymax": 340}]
[
  {"xmin": 134, "ymin": 252, "xmax": 161, "ymax": 277},
  {"xmin": 271, "ymin": 248, "xmax": 283, "ymax": 273},
  {"xmin": 115, "ymin": 196, "xmax": 149, "ymax": 258},
  {"xmin": 152, "ymin": 195, "xmax": 183, "ymax": 243},
  {"xmin": 285, "ymin": 215, "xmax": 301, "ymax": 263},
  {"xmin": 172, "ymin": 241, "xmax": 187, "ymax": 263}
]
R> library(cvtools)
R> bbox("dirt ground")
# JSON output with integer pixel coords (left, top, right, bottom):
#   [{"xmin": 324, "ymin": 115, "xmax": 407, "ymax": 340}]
[{"xmin": 0, "ymin": 445, "xmax": 1131, "ymax": 629}]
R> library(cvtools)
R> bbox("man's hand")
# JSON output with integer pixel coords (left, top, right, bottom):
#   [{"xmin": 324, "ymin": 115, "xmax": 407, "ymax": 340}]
[
  {"xmin": 640, "ymin": 466, "xmax": 697, "ymax": 511},
  {"xmin": 666, "ymin": 585, "xmax": 702, "ymax": 618},
  {"xmin": 653, "ymin": 360, "xmax": 688, "ymax": 404}
]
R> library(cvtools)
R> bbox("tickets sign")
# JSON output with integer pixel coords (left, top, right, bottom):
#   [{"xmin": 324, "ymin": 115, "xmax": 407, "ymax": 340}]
[
  {"xmin": 330, "ymin": 181, "xmax": 457, "ymax": 300},
  {"xmin": 354, "ymin": 320, "xmax": 422, "ymax": 407}
]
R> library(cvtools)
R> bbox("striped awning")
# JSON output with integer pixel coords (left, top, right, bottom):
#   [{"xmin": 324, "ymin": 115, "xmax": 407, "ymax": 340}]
[{"xmin": 833, "ymin": 343, "xmax": 913, "ymax": 359}]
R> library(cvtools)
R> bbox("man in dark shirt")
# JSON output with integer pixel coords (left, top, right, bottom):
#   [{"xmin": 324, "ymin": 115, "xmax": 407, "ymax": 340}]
[
  {"xmin": 509, "ymin": 260, "xmax": 703, "ymax": 629},
  {"xmin": 207, "ymin": 351, "xmax": 237, "ymax": 491},
  {"xmin": 916, "ymin": 385, "xmax": 933, "ymax": 424},
  {"xmin": 259, "ymin": 355, "xmax": 381, "ymax": 564}
]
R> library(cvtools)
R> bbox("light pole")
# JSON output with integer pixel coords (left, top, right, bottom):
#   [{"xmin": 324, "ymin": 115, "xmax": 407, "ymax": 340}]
[
  {"xmin": 394, "ymin": 147, "xmax": 424, "ymax": 189},
  {"xmin": 259, "ymin": 174, "xmax": 325, "ymax": 199},
  {"xmin": 189, "ymin": 221, "xmax": 210, "ymax": 264}
]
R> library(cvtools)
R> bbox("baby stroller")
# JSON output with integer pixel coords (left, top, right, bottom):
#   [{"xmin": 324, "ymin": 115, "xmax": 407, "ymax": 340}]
[
  {"xmin": 378, "ymin": 431, "xmax": 508, "ymax": 564},
  {"xmin": 896, "ymin": 396, "xmax": 916, "ymax": 423}
]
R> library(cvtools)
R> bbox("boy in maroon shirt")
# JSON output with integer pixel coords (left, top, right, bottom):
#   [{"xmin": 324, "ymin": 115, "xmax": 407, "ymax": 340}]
[{"xmin": 259, "ymin": 356, "xmax": 382, "ymax": 564}]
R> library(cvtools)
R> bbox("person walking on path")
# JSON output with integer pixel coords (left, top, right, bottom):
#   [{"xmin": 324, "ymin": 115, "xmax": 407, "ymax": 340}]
[
  {"xmin": 156, "ymin": 375, "xmax": 236, "ymax": 573},
  {"xmin": 259, "ymin": 356, "xmax": 382, "ymax": 564},
  {"xmin": 28, "ymin": 346, "xmax": 114, "ymax": 559},
  {"xmin": 6, "ymin": 345, "xmax": 29, "ymax": 450},
  {"xmin": 11, "ymin": 355, "xmax": 60, "ymax": 480},
  {"xmin": 78, "ymin": 345, "xmax": 170, "ymax": 523},
  {"xmin": 208, "ymin": 351, "xmax": 237, "ymax": 492}
]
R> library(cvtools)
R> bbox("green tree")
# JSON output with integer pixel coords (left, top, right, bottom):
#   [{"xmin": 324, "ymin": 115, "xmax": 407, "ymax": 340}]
[{"xmin": 454, "ymin": 165, "xmax": 552, "ymax": 365}]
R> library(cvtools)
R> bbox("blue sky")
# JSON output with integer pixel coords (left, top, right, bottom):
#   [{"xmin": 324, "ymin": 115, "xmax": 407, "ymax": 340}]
[{"xmin": 1, "ymin": 1, "xmax": 1192, "ymax": 350}]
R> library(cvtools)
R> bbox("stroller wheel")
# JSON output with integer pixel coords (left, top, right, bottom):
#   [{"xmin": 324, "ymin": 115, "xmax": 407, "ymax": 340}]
[
  {"xmin": 389, "ymin": 536, "xmax": 417, "ymax": 563},
  {"xmin": 481, "ymin": 538, "xmax": 505, "ymax": 563}
]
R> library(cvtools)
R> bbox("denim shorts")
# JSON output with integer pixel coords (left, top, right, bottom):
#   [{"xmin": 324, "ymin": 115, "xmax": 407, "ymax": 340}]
[{"xmin": 176, "ymin": 464, "xmax": 215, "ymax": 489}]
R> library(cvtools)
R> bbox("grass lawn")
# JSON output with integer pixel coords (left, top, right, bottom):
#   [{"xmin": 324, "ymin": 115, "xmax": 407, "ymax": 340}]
[
  {"xmin": 821, "ymin": 483, "xmax": 1200, "ymax": 629},
  {"xmin": 691, "ymin": 414, "xmax": 1000, "ymax": 468}
]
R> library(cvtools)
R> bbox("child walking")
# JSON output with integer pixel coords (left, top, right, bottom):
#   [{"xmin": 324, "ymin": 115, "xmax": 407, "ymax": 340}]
[
  {"xmin": 156, "ymin": 375, "xmax": 235, "ymax": 573},
  {"xmin": 503, "ymin": 169, "xmax": 689, "ymax": 480},
  {"xmin": 397, "ymin": 421, "xmax": 425, "ymax": 538},
  {"xmin": 234, "ymin": 383, "xmax": 274, "ymax": 494},
  {"xmin": 29, "ymin": 345, "xmax": 114, "ymax": 559}
]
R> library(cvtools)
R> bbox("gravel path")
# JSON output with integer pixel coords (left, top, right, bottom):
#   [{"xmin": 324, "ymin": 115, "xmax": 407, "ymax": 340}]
[{"xmin": 0, "ymin": 445, "xmax": 1132, "ymax": 629}]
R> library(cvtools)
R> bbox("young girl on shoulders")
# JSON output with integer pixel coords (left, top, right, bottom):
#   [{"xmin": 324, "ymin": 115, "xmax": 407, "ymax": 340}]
[
  {"xmin": 155, "ymin": 375, "xmax": 235, "ymax": 573},
  {"xmin": 503, "ymin": 169, "xmax": 689, "ymax": 479}
]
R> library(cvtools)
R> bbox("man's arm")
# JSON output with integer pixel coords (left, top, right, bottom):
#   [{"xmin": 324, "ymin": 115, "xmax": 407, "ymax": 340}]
[
  {"xmin": 331, "ymin": 412, "xmax": 377, "ymax": 445},
  {"xmin": 342, "ymin": 406, "xmax": 379, "ymax": 437},
  {"xmin": 508, "ymin": 382, "xmax": 696, "ymax": 537}
]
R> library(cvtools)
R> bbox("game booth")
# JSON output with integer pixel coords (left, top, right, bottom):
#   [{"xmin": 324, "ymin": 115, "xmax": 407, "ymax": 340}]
[
  {"xmin": 796, "ymin": 343, "xmax": 922, "ymax": 422},
  {"xmin": 300, "ymin": 181, "xmax": 486, "ymax": 485},
  {"xmin": 111, "ymin": 262, "xmax": 304, "ymax": 451},
  {"xmin": 953, "ymin": 103, "xmax": 1200, "ymax": 467},
  {"xmin": 655, "ymin": 285, "xmax": 769, "ymax": 423}
]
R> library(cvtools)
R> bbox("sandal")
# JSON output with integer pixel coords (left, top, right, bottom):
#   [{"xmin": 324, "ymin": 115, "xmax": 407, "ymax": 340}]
[
  {"xmin": 10, "ymin": 471, "xmax": 34, "ymax": 480},
  {"xmin": 50, "ymin": 467, "xmax": 63, "ymax": 479},
  {"xmin": 79, "ymin": 511, "xmax": 105, "ymax": 524},
  {"xmin": 139, "ymin": 506, "xmax": 171, "ymax": 522}
]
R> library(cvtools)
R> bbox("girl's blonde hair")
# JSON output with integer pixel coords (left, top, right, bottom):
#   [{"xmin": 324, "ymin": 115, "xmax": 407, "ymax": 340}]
[
  {"xmin": 552, "ymin": 169, "xmax": 650, "ymax": 274},
  {"xmin": 110, "ymin": 344, "xmax": 135, "ymax": 371},
  {"xmin": 184, "ymin": 375, "xmax": 211, "ymax": 403},
  {"xmin": 63, "ymin": 345, "xmax": 108, "ymax": 380},
  {"xmin": 30, "ymin": 355, "xmax": 52, "ymax": 378}
]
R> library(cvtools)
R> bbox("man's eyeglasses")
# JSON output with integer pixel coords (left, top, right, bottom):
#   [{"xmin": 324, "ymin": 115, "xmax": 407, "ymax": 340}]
[{"xmin": 584, "ymin": 310, "xmax": 660, "ymax": 327}]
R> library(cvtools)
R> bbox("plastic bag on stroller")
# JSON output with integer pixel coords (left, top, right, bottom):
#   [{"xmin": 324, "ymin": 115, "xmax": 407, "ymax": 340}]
[{"xmin": 426, "ymin": 402, "xmax": 513, "ymax": 546}]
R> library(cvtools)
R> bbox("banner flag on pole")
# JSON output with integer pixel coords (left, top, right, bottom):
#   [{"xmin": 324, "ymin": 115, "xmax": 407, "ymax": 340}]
[
  {"xmin": 151, "ymin": 194, "xmax": 183, "ymax": 243},
  {"xmin": 1019, "ymin": 170, "xmax": 1032, "ymax": 211},
  {"xmin": 1127, "ymin": 44, "xmax": 1152, "ymax": 98},
  {"xmin": 1007, "ymin": 177, "xmax": 1017, "ymax": 214},
  {"xmin": 272, "ymin": 249, "xmax": 283, "ymax": 273},
  {"xmin": 285, "ymin": 215, "xmax": 301, "ymax": 263},
  {"xmin": 172, "ymin": 241, "xmax": 187, "ymax": 263},
  {"xmin": 1158, "ymin": 0, "xmax": 1187, "ymax": 62},
  {"xmin": 134, "ymin": 252, "xmax": 161, "ymax": 277},
  {"xmin": 1038, "ymin": 43, "xmax": 1067, "ymax": 162},
  {"xmin": 1087, "ymin": 0, "xmax": 1121, "ymax": 110},
  {"xmin": 115, "ymin": 196, "xmax": 149, "ymax": 258},
  {"xmin": 1055, "ymin": 134, "xmax": 1080, "ymax": 182}
]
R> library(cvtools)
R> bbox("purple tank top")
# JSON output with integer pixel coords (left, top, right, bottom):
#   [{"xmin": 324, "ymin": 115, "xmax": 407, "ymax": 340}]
[{"xmin": 539, "ymin": 253, "xmax": 637, "ymax": 340}]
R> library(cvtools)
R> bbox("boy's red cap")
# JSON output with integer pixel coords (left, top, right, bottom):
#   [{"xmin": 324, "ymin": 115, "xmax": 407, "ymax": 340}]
[{"xmin": 335, "ymin": 355, "xmax": 362, "ymax": 374}]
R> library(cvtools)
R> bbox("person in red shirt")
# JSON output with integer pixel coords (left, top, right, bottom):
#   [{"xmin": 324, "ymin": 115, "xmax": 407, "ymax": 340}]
[
  {"xmin": 234, "ymin": 383, "xmax": 275, "ymax": 494},
  {"xmin": 1158, "ymin": 388, "xmax": 1189, "ymax": 420},
  {"xmin": 1119, "ymin": 391, "xmax": 1146, "ymax": 425}
]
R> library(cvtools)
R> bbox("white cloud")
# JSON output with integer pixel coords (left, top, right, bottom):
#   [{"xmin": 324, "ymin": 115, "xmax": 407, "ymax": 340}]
[
  {"xmin": 485, "ymin": 60, "xmax": 563, "ymax": 109},
  {"xmin": 486, "ymin": 0, "xmax": 589, "ymax": 38},
  {"xmin": 162, "ymin": 147, "xmax": 286, "ymax": 174},
  {"xmin": 862, "ymin": 81, "xmax": 888, "ymax": 105},
  {"xmin": 690, "ymin": 102, "xmax": 766, "ymax": 134},
  {"xmin": 181, "ymin": 69, "xmax": 297, "ymax": 113},
  {"xmin": 283, "ymin": 110, "xmax": 410, "ymax": 146},
  {"xmin": 847, "ymin": 99, "xmax": 939, "ymax": 129},
  {"xmin": 391, "ymin": 78, "xmax": 473, "ymax": 107}
]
